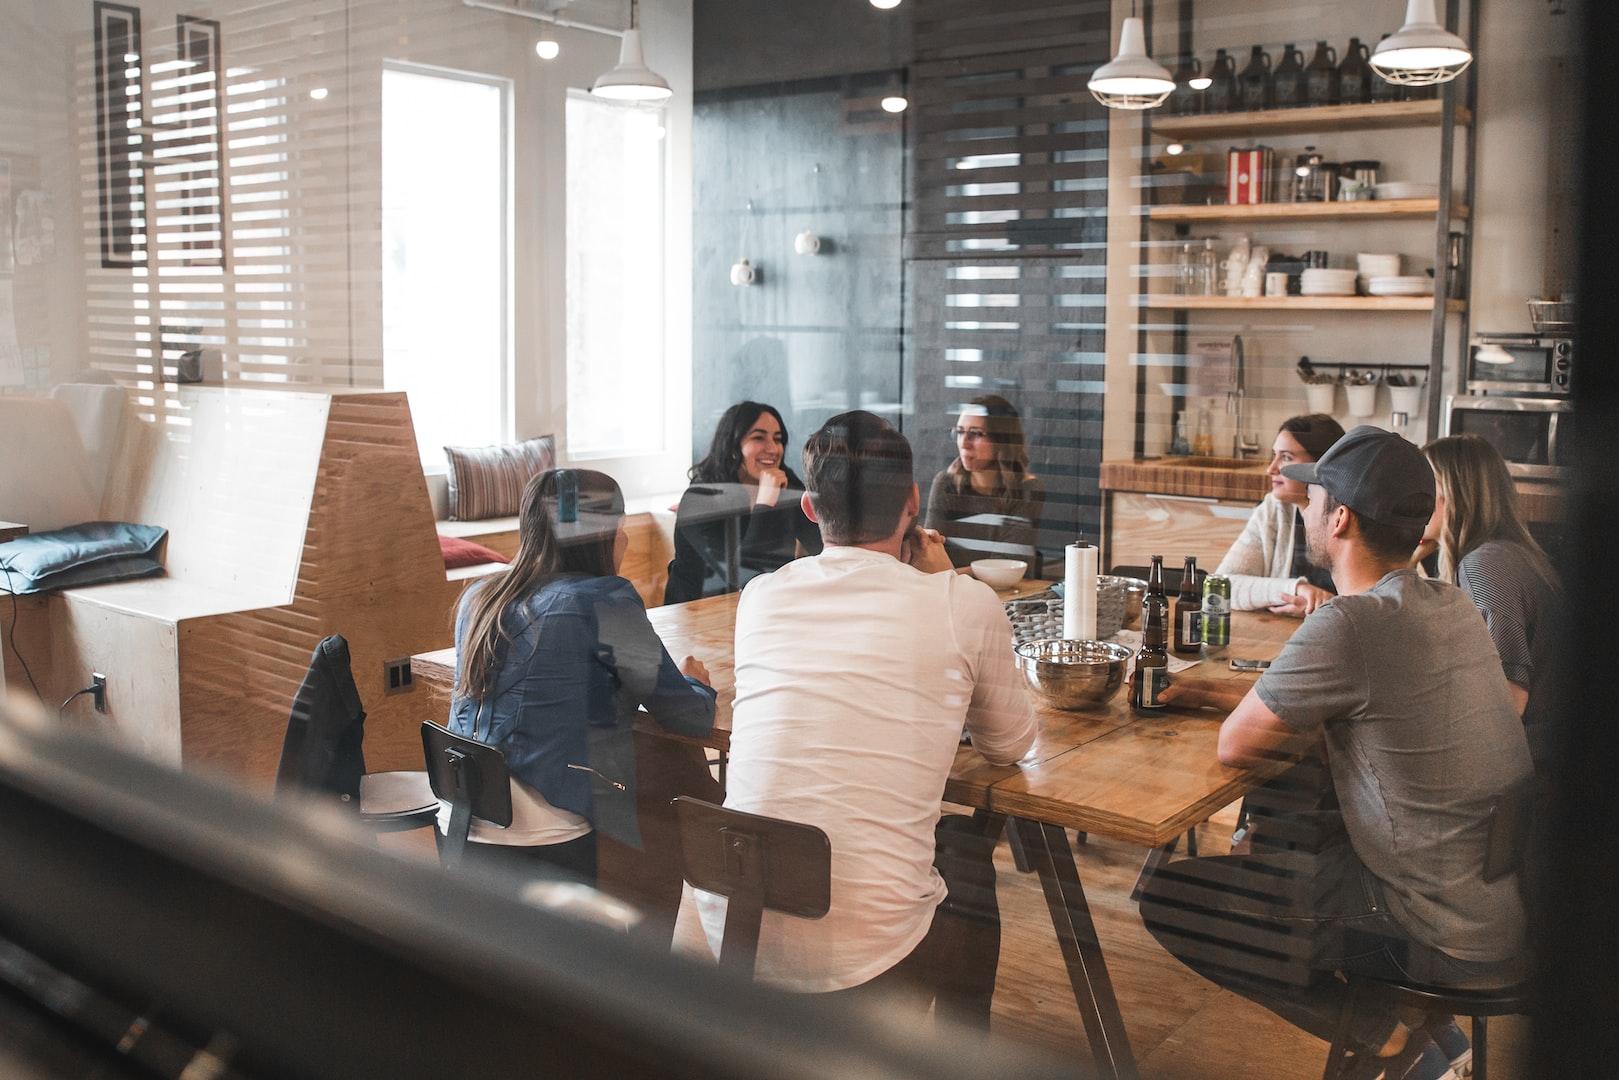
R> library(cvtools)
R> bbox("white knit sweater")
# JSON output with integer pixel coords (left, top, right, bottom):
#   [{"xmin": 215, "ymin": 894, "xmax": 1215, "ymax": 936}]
[{"xmin": 1214, "ymin": 493, "xmax": 1309, "ymax": 611}]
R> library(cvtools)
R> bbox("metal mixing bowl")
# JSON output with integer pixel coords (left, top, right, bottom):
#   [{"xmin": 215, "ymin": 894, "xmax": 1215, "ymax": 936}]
[{"xmin": 1013, "ymin": 639, "xmax": 1133, "ymax": 710}]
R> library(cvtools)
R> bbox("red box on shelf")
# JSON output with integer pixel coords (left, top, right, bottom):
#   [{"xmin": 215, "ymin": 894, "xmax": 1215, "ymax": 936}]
[{"xmin": 1226, "ymin": 146, "xmax": 1274, "ymax": 205}]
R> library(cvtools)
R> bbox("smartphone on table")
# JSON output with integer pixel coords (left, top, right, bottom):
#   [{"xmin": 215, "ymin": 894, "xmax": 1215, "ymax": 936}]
[{"xmin": 1228, "ymin": 657, "xmax": 1271, "ymax": 672}]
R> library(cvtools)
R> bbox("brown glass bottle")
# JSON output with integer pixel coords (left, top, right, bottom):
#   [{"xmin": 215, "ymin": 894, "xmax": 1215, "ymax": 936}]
[
  {"xmin": 1369, "ymin": 35, "xmax": 1400, "ymax": 103},
  {"xmin": 1303, "ymin": 40, "xmax": 1339, "ymax": 107},
  {"xmin": 1134, "ymin": 555, "xmax": 1170, "ymax": 710},
  {"xmin": 1237, "ymin": 45, "xmax": 1273, "ymax": 112},
  {"xmin": 1173, "ymin": 555, "xmax": 1202, "ymax": 655},
  {"xmin": 1272, "ymin": 44, "xmax": 1306, "ymax": 108},
  {"xmin": 1338, "ymin": 37, "xmax": 1373, "ymax": 104}
]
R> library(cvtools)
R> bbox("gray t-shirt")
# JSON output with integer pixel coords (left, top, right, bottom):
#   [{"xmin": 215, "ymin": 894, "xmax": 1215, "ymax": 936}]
[
  {"xmin": 1458, "ymin": 540, "xmax": 1561, "ymax": 744},
  {"xmin": 1254, "ymin": 569, "xmax": 1533, "ymax": 964}
]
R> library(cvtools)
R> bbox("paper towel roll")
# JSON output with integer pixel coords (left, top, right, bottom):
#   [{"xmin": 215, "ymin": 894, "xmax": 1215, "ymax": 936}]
[{"xmin": 1063, "ymin": 542, "xmax": 1098, "ymax": 641}]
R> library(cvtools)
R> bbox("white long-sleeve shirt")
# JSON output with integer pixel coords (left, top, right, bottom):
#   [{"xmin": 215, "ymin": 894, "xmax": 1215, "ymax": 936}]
[
  {"xmin": 692, "ymin": 546, "xmax": 1036, "ymax": 992},
  {"xmin": 1214, "ymin": 492, "xmax": 1310, "ymax": 611}
]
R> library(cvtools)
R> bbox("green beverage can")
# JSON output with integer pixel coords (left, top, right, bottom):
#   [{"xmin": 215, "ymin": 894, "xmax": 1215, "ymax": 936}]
[{"xmin": 1202, "ymin": 575, "xmax": 1232, "ymax": 647}]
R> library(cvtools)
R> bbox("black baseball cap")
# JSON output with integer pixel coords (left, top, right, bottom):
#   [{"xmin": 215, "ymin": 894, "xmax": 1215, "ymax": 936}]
[{"xmin": 1280, "ymin": 425, "xmax": 1435, "ymax": 528}]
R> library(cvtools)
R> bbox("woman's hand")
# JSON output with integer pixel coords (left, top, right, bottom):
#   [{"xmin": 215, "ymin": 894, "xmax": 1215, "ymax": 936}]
[
  {"xmin": 1270, "ymin": 582, "xmax": 1334, "ymax": 617},
  {"xmin": 1409, "ymin": 537, "xmax": 1439, "ymax": 570},
  {"xmin": 902, "ymin": 526, "xmax": 953, "ymax": 574},
  {"xmin": 754, "ymin": 468, "xmax": 789, "ymax": 508},
  {"xmin": 680, "ymin": 655, "xmax": 711, "ymax": 686}
]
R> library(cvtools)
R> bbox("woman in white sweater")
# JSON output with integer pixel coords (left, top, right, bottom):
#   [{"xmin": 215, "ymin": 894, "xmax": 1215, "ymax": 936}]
[{"xmin": 1214, "ymin": 414, "xmax": 1345, "ymax": 614}]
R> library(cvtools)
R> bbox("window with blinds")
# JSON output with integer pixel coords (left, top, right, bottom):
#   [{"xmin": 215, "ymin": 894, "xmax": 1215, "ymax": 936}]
[{"xmin": 907, "ymin": 0, "xmax": 1114, "ymax": 558}]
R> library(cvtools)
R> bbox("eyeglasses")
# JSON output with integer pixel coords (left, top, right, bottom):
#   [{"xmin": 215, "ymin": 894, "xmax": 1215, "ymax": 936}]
[{"xmin": 953, "ymin": 427, "xmax": 989, "ymax": 442}]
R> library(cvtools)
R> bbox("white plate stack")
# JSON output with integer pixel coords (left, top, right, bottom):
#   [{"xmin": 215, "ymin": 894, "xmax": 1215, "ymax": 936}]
[
  {"xmin": 1373, "ymin": 181, "xmax": 1439, "ymax": 200},
  {"xmin": 1300, "ymin": 268, "xmax": 1359, "ymax": 297},
  {"xmin": 1356, "ymin": 253, "xmax": 1401, "ymax": 294},
  {"xmin": 1367, "ymin": 275, "xmax": 1433, "ymax": 297}
]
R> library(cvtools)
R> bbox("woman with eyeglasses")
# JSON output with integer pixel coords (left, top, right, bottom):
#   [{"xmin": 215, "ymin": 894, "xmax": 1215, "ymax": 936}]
[
  {"xmin": 448, "ymin": 468, "xmax": 717, "ymax": 885},
  {"xmin": 924, "ymin": 395, "xmax": 1044, "ymax": 570},
  {"xmin": 1421, "ymin": 435, "xmax": 1563, "ymax": 763},
  {"xmin": 1214, "ymin": 413, "xmax": 1346, "ymax": 615},
  {"xmin": 665, "ymin": 401, "xmax": 823, "ymax": 604}
]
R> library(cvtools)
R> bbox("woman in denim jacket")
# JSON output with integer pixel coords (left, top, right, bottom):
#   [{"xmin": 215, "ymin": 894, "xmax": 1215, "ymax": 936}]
[{"xmin": 446, "ymin": 468, "xmax": 717, "ymax": 885}]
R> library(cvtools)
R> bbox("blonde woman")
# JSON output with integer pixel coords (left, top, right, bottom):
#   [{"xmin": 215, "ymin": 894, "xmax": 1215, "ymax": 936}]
[
  {"xmin": 1422, "ymin": 435, "xmax": 1562, "ymax": 761},
  {"xmin": 925, "ymin": 395, "xmax": 1045, "ymax": 569}
]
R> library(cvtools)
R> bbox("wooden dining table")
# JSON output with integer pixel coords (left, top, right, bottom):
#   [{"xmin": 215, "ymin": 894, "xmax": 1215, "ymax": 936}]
[{"xmin": 412, "ymin": 578, "xmax": 1299, "ymax": 1080}]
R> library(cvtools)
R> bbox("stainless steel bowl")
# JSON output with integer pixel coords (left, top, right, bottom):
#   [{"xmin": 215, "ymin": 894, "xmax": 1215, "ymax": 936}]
[{"xmin": 1014, "ymin": 639, "xmax": 1132, "ymax": 710}]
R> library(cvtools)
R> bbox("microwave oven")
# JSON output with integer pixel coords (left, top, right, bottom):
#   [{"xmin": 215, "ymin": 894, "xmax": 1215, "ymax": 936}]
[
  {"xmin": 1466, "ymin": 333, "xmax": 1573, "ymax": 395},
  {"xmin": 1442, "ymin": 396, "xmax": 1571, "ymax": 479}
]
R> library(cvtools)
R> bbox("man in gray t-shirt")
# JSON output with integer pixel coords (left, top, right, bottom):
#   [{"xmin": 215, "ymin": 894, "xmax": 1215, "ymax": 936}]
[{"xmin": 1139, "ymin": 427, "xmax": 1533, "ymax": 1073}]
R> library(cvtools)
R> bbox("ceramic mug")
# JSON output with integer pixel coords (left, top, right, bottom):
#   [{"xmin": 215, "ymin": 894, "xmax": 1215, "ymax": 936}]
[{"xmin": 1265, "ymin": 272, "xmax": 1289, "ymax": 297}]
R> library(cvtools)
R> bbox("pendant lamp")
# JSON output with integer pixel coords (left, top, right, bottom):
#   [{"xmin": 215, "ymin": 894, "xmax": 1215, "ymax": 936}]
[
  {"xmin": 1088, "ymin": 7, "xmax": 1174, "ymax": 111},
  {"xmin": 1370, "ymin": 0, "xmax": 1472, "ymax": 86},
  {"xmin": 592, "ymin": 0, "xmax": 672, "ymax": 101}
]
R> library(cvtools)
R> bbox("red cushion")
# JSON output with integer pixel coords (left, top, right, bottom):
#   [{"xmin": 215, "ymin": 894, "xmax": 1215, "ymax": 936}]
[{"xmin": 438, "ymin": 534, "xmax": 510, "ymax": 570}]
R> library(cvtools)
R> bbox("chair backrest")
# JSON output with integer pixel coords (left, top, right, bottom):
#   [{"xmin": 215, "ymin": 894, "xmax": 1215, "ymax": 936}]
[
  {"xmin": 422, "ymin": 721, "xmax": 514, "ymax": 828},
  {"xmin": 274, "ymin": 634, "xmax": 367, "ymax": 803},
  {"xmin": 1483, "ymin": 775, "xmax": 1540, "ymax": 884},
  {"xmin": 671, "ymin": 796, "xmax": 830, "ymax": 977}
]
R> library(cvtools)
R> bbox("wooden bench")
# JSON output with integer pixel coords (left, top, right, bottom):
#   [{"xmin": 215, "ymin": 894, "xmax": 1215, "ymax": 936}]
[{"xmin": 2, "ymin": 386, "xmax": 456, "ymax": 785}]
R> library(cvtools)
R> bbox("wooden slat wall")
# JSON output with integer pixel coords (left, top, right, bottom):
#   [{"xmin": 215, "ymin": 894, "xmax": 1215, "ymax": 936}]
[{"xmin": 907, "ymin": 0, "xmax": 1114, "ymax": 558}]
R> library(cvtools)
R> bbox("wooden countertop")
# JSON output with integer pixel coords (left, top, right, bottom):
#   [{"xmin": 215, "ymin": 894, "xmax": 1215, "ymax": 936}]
[{"xmin": 1100, "ymin": 457, "xmax": 1269, "ymax": 502}]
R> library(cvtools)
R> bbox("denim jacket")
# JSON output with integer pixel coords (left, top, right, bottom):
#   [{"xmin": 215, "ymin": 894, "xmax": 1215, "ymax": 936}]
[{"xmin": 449, "ymin": 574, "xmax": 716, "ymax": 847}]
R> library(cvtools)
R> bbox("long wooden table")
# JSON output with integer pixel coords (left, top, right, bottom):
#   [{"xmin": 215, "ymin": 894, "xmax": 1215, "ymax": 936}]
[{"xmin": 412, "ymin": 580, "xmax": 1298, "ymax": 1079}]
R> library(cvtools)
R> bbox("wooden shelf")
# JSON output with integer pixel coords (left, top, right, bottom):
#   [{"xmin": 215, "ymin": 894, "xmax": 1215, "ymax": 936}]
[
  {"xmin": 1151, "ymin": 99, "xmax": 1470, "ymax": 140},
  {"xmin": 1141, "ymin": 294, "xmax": 1465, "ymax": 313},
  {"xmin": 1146, "ymin": 198, "xmax": 1467, "ymax": 223}
]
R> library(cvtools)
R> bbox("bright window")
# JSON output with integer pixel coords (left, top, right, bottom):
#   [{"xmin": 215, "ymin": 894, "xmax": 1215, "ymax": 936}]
[
  {"xmin": 382, "ymin": 65, "xmax": 510, "ymax": 466},
  {"xmin": 566, "ymin": 90, "xmax": 666, "ymax": 456}
]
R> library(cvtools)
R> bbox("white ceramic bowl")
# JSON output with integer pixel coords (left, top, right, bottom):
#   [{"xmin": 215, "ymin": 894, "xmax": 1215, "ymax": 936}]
[{"xmin": 970, "ymin": 558, "xmax": 1027, "ymax": 589}]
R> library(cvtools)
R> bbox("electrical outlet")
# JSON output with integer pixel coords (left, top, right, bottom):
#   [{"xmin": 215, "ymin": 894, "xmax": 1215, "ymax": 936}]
[
  {"xmin": 90, "ymin": 672, "xmax": 108, "ymax": 713},
  {"xmin": 383, "ymin": 657, "xmax": 413, "ymax": 696}
]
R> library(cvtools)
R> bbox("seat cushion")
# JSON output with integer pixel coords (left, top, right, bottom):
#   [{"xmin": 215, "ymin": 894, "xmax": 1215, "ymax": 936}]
[
  {"xmin": 443, "ymin": 435, "xmax": 555, "ymax": 521},
  {"xmin": 0, "ymin": 522, "xmax": 167, "ymax": 595},
  {"xmin": 439, "ymin": 534, "xmax": 511, "ymax": 570}
]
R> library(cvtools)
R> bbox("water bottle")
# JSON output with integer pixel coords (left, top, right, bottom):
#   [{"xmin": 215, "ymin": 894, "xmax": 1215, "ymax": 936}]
[
  {"xmin": 1198, "ymin": 238, "xmax": 1219, "ymax": 295},
  {"xmin": 1175, "ymin": 242, "xmax": 1197, "ymax": 295},
  {"xmin": 557, "ymin": 469, "xmax": 578, "ymax": 523}
]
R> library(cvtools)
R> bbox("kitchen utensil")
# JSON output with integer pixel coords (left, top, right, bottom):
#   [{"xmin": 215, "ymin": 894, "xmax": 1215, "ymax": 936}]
[
  {"xmin": 1291, "ymin": 148, "xmax": 1338, "ymax": 202},
  {"xmin": 1014, "ymin": 639, "xmax": 1132, "ymax": 710},
  {"xmin": 1337, "ymin": 37, "xmax": 1374, "ymax": 103},
  {"xmin": 1527, "ymin": 298, "xmax": 1574, "ymax": 334},
  {"xmin": 970, "ymin": 558, "xmax": 1027, "ymax": 589},
  {"xmin": 1272, "ymin": 43, "xmax": 1306, "ymax": 107}
]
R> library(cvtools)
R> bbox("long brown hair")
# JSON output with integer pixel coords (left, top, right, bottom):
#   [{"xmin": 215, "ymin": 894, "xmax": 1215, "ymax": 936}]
[
  {"xmin": 1422, "ymin": 435, "xmax": 1556, "ymax": 588},
  {"xmin": 454, "ymin": 468, "xmax": 625, "ymax": 701},
  {"xmin": 1278, "ymin": 413, "xmax": 1345, "ymax": 461},
  {"xmin": 946, "ymin": 394, "xmax": 1033, "ymax": 502}
]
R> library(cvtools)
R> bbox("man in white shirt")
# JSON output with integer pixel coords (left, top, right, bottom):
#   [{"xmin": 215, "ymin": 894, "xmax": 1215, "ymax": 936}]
[{"xmin": 693, "ymin": 410, "xmax": 1036, "ymax": 1028}]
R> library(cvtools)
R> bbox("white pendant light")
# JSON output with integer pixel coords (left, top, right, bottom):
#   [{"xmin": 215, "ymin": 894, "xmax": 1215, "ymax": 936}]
[
  {"xmin": 1088, "ymin": 9, "xmax": 1174, "ymax": 111},
  {"xmin": 1370, "ymin": 0, "xmax": 1472, "ymax": 86},
  {"xmin": 592, "ymin": 0, "xmax": 671, "ymax": 101}
]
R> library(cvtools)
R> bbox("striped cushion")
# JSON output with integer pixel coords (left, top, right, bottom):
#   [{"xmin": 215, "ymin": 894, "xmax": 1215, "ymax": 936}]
[{"xmin": 443, "ymin": 435, "xmax": 556, "ymax": 521}]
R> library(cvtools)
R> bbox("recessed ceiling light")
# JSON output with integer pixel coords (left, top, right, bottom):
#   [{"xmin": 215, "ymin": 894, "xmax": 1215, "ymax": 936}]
[{"xmin": 535, "ymin": 38, "xmax": 560, "ymax": 60}]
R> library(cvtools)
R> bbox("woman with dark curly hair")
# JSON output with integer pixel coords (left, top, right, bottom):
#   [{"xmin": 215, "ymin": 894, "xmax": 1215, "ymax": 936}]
[
  {"xmin": 664, "ymin": 401, "xmax": 823, "ymax": 604},
  {"xmin": 924, "ymin": 395, "xmax": 1045, "ymax": 570}
]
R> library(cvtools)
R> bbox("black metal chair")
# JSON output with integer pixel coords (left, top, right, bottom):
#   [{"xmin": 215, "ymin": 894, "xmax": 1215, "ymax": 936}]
[
  {"xmin": 671, "ymin": 796, "xmax": 831, "ymax": 978},
  {"xmin": 422, "ymin": 720, "xmax": 513, "ymax": 869},
  {"xmin": 1320, "ymin": 778, "xmax": 1539, "ymax": 1080},
  {"xmin": 275, "ymin": 634, "xmax": 436, "ymax": 833}
]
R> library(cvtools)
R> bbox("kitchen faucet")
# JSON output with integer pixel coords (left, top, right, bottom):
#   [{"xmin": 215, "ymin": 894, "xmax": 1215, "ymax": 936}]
[{"xmin": 1227, "ymin": 334, "xmax": 1261, "ymax": 458}]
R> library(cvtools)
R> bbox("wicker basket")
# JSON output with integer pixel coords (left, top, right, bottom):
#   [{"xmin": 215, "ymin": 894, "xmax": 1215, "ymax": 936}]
[{"xmin": 1004, "ymin": 578, "xmax": 1127, "ymax": 644}]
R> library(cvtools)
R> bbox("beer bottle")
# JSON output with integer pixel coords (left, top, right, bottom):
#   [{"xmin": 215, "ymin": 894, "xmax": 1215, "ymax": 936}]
[
  {"xmin": 1134, "ymin": 555, "xmax": 1170, "ymax": 710},
  {"xmin": 1174, "ymin": 555, "xmax": 1202, "ymax": 655}
]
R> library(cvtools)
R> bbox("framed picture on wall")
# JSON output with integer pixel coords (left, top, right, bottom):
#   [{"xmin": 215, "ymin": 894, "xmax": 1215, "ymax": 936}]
[{"xmin": 93, "ymin": 1, "xmax": 144, "ymax": 269}]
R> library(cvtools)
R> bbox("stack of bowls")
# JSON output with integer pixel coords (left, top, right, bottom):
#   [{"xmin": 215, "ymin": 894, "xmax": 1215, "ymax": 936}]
[
  {"xmin": 1356, "ymin": 253, "xmax": 1401, "ymax": 295},
  {"xmin": 1300, "ymin": 268, "xmax": 1359, "ymax": 297},
  {"xmin": 1366, "ymin": 275, "xmax": 1433, "ymax": 297}
]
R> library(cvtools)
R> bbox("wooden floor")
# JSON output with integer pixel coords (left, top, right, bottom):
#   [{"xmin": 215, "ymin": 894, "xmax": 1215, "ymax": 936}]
[{"xmin": 976, "ymin": 803, "xmax": 1532, "ymax": 1079}]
